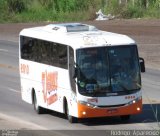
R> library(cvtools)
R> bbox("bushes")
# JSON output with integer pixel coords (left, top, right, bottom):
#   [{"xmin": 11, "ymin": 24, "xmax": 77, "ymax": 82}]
[
  {"xmin": 6, "ymin": 0, "xmax": 27, "ymax": 13},
  {"xmin": 103, "ymin": 0, "xmax": 160, "ymax": 19},
  {"xmin": 15, "ymin": 0, "xmax": 102, "ymax": 22},
  {"xmin": 0, "ymin": 0, "xmax": 160, "ymax": 23},
  {"xmin": 120, "ymin": 2, "xmax": 144, "ymax": 18}
]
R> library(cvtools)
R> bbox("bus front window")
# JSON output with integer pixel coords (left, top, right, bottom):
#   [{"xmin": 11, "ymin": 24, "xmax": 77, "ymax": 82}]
[
  {"xmin": 76, "ymin": 47, "xmax": 110, "ymax": 96},
  {"xmin": 76, "ymin": 45, "xmax": 141, "ymax": 97},
  {"xmin": 109, "ymin": 46, "xmax": 141, "ymax": 93}
]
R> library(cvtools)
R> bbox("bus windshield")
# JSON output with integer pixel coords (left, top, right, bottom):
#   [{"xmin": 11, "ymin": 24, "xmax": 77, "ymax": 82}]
[{"xmin": 76, "ymin": 45, "xmax": 141, "ymax": 97}]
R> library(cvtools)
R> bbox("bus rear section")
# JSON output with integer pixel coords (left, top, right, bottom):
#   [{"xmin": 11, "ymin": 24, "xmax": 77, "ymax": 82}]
[{"xmin": 19, "ymin": 23, "xmax": 145, "ymax": 123}]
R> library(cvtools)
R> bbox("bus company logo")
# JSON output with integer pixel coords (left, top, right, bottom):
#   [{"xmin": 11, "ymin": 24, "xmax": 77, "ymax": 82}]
[
  {"xmin": 83, "ymin": 36, "xmax": 98, "ymax": 45},
  {"xmin": 125, "ymin": 95, "xmax": 135, "ymax": 99},
  {"xmin": 42, "ymin": 71, "xmax": 58, "ymax": 105}
]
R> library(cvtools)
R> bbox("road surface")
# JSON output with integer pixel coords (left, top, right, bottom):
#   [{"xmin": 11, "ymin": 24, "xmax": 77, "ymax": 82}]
[{"xmin": 0, "ymin": 20, "xmax": 160, "ymax": 135}]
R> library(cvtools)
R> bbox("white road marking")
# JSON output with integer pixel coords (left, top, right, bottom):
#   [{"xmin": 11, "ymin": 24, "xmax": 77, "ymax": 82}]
[
  {"xmin": 0, "ymin": 48, "xmax": 8, "ymax": 52},
  {"xmin": 8, "ymin": 88, "xmax": 20, "ymax": 93}
]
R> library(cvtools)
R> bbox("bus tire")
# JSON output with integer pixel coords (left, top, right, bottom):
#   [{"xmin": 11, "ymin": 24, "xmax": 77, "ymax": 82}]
[
  {"xmin": 120, "ymin": 115, "xmax": 130, "ymax": 121},
  {"xmin": 33, "ymin": 92, "xmax": 43, "ymax": 114},
  {"xmin": 64, "ymin": 100, "xmax": 77, "ymax": 123}
]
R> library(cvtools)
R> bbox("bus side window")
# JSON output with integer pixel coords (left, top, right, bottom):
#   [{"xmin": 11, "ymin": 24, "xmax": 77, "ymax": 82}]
[
  {"xmin": 58, "ymin": 44, "xmax": 68, "ymax": 69},
  {"xmin": 69, "ymin": 46, "xmax": 76, "ymax": 92},
  {"xmin": 41, "ymin": 41, "xmax": 49, "ymax": 64},
  {"xmin": 30, "ymin": 38, "xmax": 39, "ymax": 61},
  {"xmin": 21, "ymin": 36, "xmax": 33, "ymax": 60},
  {"xmin": 50, "ymin": 43, "xmax": 59, "ymax": 67}
]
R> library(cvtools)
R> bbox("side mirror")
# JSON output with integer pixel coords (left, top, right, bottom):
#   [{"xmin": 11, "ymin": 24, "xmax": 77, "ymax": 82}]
[
  {"xmin": 139, "ymin": 57, "xmax": 145, "ymax": 72},
  {"xmin": 73, "ymin": 67, "xmax": 78, "ymax": 78}
]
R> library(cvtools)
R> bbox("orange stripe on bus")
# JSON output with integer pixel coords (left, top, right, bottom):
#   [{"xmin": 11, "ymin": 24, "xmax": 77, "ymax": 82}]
[{"xmin": 78, "ymin": 99, "xmax": 142, "ymax": 118}]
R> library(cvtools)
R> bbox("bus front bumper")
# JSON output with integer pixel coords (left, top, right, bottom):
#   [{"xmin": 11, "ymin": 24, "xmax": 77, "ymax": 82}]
[{"xmin": 77, "ymin": 99, "xmax": 142, "ymax": 118}]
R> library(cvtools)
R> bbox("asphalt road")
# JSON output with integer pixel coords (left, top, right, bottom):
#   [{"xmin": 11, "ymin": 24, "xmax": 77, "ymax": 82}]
[{"xmin": 0, "ymin": 40, "xmax": 160, "ymax": 135}]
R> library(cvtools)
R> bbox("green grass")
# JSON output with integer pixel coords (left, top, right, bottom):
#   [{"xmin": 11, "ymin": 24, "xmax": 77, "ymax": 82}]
[
  {"xmin": 103, "ymin": 0, "xmax": 160, "ymax": 19},
  {"xmin": 0, "ymin": 0, "xmax": 160, "ymax": 23},
  {"xmin": 12, "ymin": 10, "xmax": 94, "ymax": 23}
]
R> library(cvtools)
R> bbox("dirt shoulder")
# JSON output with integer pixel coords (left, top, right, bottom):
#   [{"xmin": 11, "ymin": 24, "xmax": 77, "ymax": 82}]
[{"xmin": 0, "ymin": 19, "xmax": 160, "ymax": 70}]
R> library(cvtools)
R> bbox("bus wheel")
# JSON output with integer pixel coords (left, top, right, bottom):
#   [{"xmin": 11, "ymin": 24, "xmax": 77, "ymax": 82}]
[
  {"xmin": 120, "ymin": 115, "xmax": 130, "ymax": 121},
  {"xmin": 33, "ymin": 93, "xmax": 43, "ymax": 114},
  {"xmin": 65, "ymin": 102, "xmax": 77, "ymax": 123}
]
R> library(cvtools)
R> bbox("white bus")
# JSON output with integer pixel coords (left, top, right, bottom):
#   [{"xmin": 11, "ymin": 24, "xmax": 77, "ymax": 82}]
[{"xmin": 19, "ymin": 23, "xmax": 145, "ymax": 123}]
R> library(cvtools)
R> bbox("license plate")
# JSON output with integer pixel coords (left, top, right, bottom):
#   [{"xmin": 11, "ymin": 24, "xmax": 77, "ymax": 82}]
[{"xmin": 107, "ymin": 109, "xmax": 118, "ymax": 114}]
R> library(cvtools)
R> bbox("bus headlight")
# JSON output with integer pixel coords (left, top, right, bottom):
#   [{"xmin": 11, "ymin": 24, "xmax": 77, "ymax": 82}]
[
  {"xmin": 82, "ymin": 111, "xmax": 86, "ymax": 115},
  {"xmin": 79, "ymin": 100, "xmax": 97, "ymax": 108},
  {"xmin": 133, "ymin": 100, "xmax": 136, "ymax": 104},
  {"xmin": 137, "ymin": 107, "xmax": 141, "ymax": 111},
  {"xmin": 128, "ymin": 96, "xmax": 142, "ymax": 105}
]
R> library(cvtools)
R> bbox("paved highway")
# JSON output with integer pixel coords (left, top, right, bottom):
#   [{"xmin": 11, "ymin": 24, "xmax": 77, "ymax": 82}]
[{"xmin": 0, "ymin": 40, "xmax": 159, "ymax": 135}]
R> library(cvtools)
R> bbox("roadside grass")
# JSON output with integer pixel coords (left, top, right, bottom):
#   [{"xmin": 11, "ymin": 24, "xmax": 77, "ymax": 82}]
[
  {"xmin": 103, "ymin": 0, "xmax": 160, "ymax": 19},
  {"xmin": 143, "ymin": 7, "xmax": 160, "ymax": 19},
  {"xmin": 0, "ymin": 0, "xmax": 98, "ymax": 23},
  {"xmin": 0, "ymin": 0, "xmax": 160, "ymax": 23},
  {"xmin": 12, "ymin": 10, "xmax": 94, "ymax": 23}
]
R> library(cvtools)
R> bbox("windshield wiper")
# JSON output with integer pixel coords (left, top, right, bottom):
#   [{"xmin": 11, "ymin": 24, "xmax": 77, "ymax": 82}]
[
  {"xmin": 91, "ymin": 85, "xmax": 111, "ymax": 97},
  {"xmin": 119, "ymin": 83, "xmax": 128, "ymax": 91}
]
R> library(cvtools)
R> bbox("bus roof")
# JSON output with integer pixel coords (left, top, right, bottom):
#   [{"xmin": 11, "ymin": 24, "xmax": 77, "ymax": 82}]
[{"xmin": 19, "ymin": 23, "xmax": 136, "ymax": 50}]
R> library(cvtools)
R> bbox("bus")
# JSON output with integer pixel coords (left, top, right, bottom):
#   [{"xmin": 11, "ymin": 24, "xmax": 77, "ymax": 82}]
[{"xmin": 19, "ymin": 23, "xmax": 145, "ymax": 123}]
